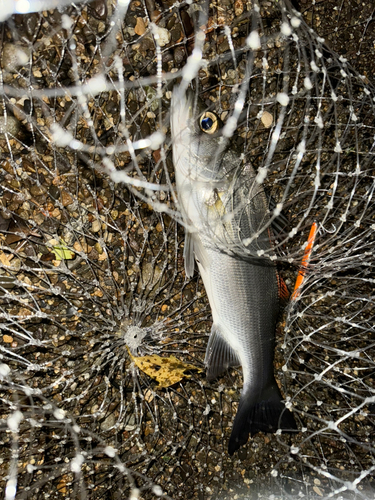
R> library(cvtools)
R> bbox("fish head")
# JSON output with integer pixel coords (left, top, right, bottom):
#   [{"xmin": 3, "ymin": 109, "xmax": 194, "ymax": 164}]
[
  {"xmin": 171, "ymin": 87, "xmax": 272, "ymax": 256},
  {"xmin": 171, "ymin": 88, "xmax": 240, "ymax": 184}
]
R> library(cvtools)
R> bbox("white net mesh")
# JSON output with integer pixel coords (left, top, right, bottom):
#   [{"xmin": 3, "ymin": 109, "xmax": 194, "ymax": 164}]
[{"xmin": 1, "ymin": 0, "xmax": 375, "ymax": 498}]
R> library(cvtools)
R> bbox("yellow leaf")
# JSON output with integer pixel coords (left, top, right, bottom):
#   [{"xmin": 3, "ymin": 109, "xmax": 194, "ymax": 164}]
[
  {"xmin": 48, "ymin": 239, "xmax": 75, "ymax": 260},
  {"xmin": 128, "ymin": 350, "xmax": 202, "ymax": 388}
]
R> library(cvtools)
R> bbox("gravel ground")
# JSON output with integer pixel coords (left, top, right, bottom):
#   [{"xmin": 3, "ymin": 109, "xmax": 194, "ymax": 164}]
[{"xmin": 0, "ymin": 1, "xmax": 375, "ymax": 499}]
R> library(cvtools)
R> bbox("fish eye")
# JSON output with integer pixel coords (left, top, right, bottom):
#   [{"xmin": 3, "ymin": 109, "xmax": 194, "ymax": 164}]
[{"xmin": 199, "ymin": 111, "xmax": 218, "ymax": 134}]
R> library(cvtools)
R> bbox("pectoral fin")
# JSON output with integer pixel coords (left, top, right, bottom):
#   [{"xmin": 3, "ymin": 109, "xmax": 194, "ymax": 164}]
[
  {"xmin": 183, "ymin": 231, "xmax": 195, "ymax": 278},
  {"xmin": 183, "ymin": 231, "xmax": 209, "ymax": 277},
  {"xmin": 205, "ymin": 325, "xmax": 240, "ymax": 381}
]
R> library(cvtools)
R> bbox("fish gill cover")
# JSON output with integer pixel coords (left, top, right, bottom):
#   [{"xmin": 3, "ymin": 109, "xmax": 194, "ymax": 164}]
[{"xmin": 0, "ymin": 0, "xmax": 374, "ymax": 498}]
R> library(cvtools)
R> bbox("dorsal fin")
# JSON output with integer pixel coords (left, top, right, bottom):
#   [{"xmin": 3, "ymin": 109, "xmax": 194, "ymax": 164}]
[{"xmin": 204, "ymin": 325, "xmax": 240, "ymax": 381}]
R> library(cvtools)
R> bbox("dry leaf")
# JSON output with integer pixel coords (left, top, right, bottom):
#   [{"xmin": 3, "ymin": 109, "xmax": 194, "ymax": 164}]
[
  {"xmin": 47, "ymin": 239, "xmax": 75, "ymax": 260},
  {"xmin": 0, "ymin": 251, "xmax": 13, "ymax": 267},
  {"xmin": 129, "ymin": 350, "xmax": 202, "ymax": 388}
]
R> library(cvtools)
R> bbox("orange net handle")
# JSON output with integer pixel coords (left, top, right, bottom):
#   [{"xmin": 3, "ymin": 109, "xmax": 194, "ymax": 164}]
[{"xmin": 291, "ymin": 222, "xmax": 318, "ymax": 301}]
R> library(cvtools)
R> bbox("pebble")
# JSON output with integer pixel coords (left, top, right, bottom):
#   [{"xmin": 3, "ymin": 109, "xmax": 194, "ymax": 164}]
[
  {"xmin": 181, "ymin": 11, "xmax": 193, "ymax": 37},
  {"xmin": 92, "ymin": 220, "xmax": 101, "ymax": 233},
  {"xmin": 135, "ymin": 18, "xmax": 146, "ymax": 36},
  {"xmin": 174, "ymin": 47, "xmax": 185, "ymax": 65},
  {"xmin": 140, "ymin": 122, "xmax": 151, "ymax": 137},
  {"xmin": 145, "ymin": 0, "xmax": 156, "ymax": 16},
  {"xmin": 128, "ymin": 100, "xmax": 138, "ymax": 113},
  {"xmin": 2, "ymin": 43, "xmax": 29, "ymax": 72},
  {"xmin": 0, "ymin": 116, "xmax": 20, "ymax": 137},
  {"xmin": 170, "ymin": 25, "xmax": 182, "ymax": 43},
  {"xmin": 153, "ymin": 25, "xmax": 171, "ymax": 47},
  {"xmin": 261, "ymin": 111, "xmax": 273, "ymax": 128},
  {"xmin": 234, "ymin": 0, "xmax": 244, "ymax": 17},
  {"xmin": 140, "ymin": 36, "xmax": 155, "ymax": 51},
  {"xmin": 61, "ymin": 190, "xmax": 73, "ymax": 207},
  {"xmin": 88, "ymin": 0, "xmax": 107, "ymax": 20},
  {"xmin": 167, "ymin": 16, "xmax": 176, "ymax": 30},
  {"xmin": 49, "ymin": 185, "xmax": 61, "ymax": 200},
  {"xmin": 30, "ymin": 185, "xmax": 47, "ymax": 197},
  {"xmin": 105, "ymin": 100, "xmax": 119, "ymax": 115}
]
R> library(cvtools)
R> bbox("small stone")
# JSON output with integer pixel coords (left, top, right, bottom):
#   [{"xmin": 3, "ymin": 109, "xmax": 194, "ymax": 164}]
[
  {"xmin": 0, "ymin": 116, "xmax": 20, "ymax": 137},
  {"xmin": 128, "ymin": 100, "xmax": 138, "ymax": 113},
  {"xmin": 140, "ymin": 122, "xmax": 150, "ymax": 137},
  {"xmin": 261, "ymin": 111, "xmax": 273, "ymax": 128},
  {"xmin": 181, "ymin": 11, "xmax": 193, "ymax": 37},
  {"xmin": 30, "ymin": 185, "xmax": 47, "ymax": 197},
  {"xmin": 135, "ymin": 18, "xmax": 146, "ymax": 36},
  {"xmin": 3, "ymin": 335, "xmax": 13, "ymax": 343},
  {"xmin": 2, "ymin": 43, "xmax": 29, "ymax": 72},
  {"xmin": 145, "ymin": 0, "xmax": 156, "ymax": 16},
  {"xmin": 88, "ymin": 0, "xmax": 107, "ymax": 20},
  {"xmin": 92, "ymin": 220, "xmax": 101, "ymax": 233},
  {"xmin": 152, "ymin": 25, "xmax": 171, "ymax": 47},
  {"xmin": 156, "ymin": 222, "xmax": 163, "ymax": 232},
  {"xmin": 234, "ymin": 0, "xmax": 244, "ymax": 17},
  {"xmin": 174, "ymin": 46, "xmax": 185, "ymax": 64},
  {"xmin": 170, "ymin": 25, "xmax": 182, "ymax": 43},
  {"xmin": 61, "ymin": 190, "xmax": 73, "ymax": 207},
  {"xmin": 144, "ymin": 389, "xmax": 154, "ymax": 403},
  {"xmin": 48, "ymin": 185, "xmax": 61, "ymax": 200}
]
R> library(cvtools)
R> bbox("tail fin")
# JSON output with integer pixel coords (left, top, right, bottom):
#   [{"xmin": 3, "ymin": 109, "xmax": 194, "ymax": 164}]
[{"xmin": 228, "ymin": 382, "xmax": 297, "ymax": 455}]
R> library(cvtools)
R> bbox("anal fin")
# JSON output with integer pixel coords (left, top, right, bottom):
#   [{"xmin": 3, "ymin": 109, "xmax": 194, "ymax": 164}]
[{"xmin": 205, "ymin": 325, "xmax": 240, "ymax": 381}]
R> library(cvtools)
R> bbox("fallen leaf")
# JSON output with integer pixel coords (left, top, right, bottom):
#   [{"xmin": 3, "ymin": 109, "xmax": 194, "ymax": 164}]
[
  {"xmin": 128, "ymin": 350, "xmax": 202, "ymax": 388},
  {"xmin": 0, "ymin": 251, "xmax": 13, "ymax": 267},
  {"xmin": 48, "ymin": 239, "xmax": 75, "ymax": 261}
]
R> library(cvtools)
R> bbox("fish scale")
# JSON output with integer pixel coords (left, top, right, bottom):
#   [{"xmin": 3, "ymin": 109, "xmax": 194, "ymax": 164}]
[{"xmin": 171, "ymin": 88, "xmax": 297, "ymax": 454}]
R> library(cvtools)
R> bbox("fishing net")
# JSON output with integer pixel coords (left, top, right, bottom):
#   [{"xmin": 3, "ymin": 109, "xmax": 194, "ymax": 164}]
[{"xmin": 0, "ymin": 0, "xmax": 374, "ymax": 498}]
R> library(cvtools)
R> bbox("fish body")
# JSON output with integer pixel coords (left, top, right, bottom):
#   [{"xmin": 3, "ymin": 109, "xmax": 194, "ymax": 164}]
[{"xmin": 171, "ymin": 89, "xmax": 296, "ymax": 454}]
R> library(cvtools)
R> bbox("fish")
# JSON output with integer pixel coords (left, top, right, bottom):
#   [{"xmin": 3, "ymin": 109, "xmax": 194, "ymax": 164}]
[{"xmin": 170, "ymin": 88, "xmax": 297, "ymax": 455}]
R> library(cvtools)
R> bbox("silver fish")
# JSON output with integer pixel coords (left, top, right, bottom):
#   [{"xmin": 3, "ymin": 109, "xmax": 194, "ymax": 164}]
[{"xmin": 171, "ymin": 88, "xmax": 297, "ymax": 455}]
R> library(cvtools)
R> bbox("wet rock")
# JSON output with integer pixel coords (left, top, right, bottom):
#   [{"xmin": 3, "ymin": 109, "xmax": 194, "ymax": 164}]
[
  {"xmin": 152, "ymin": 26, "xmax": 171, "ymax": 47},
  {"xmin": 30, "ymin": 185, "xmax": 47, "ymax": 197},
  {"xmin": 181, "ymin": 11, "xmax": 194, "ymax": 37},
  {"xmin": 2, "ymin": 43, "xmax": 29, "ymax": 72},
  {"xmin": 174, "ymin": 46, "xmax": 185, "ymax": 65},
  {"xmin": 48, "ymin": 185, "xmax": 61, "ymax": 201},
  {"xmin": 140, "ymin": 122, "xmax": 151, "ymax": 137},
  {"xmin": 0, "ymin": 116, "xmax": 20, "ymax": 137},
  {"xmin": 61, "ymin": 190, "xmax": 74, "ymax": 207},
  {"xmin": 25, "ymin": 14, "xmax": 39, "ymax": 41},
  {"xmin": 127, "ymin": 100, "xmax": 138, "ymax": 114},
  {"xmin": 234, "ymin": 0, "xmax": 244, "ymax": 17},
  {"xmin": 140, "ymin": 36, "xmax": 155, "ymax": 51},
  {"xmin": 167, "ymin": 16, "xmax": 176, "ymax": 30},
  {"xmin": 145, "ymin": 0, "xmax": 156, "ymax": 16},
  {"xmin": 170, "ymin": 25, "xmax": 182, "ymax": 43},
  {"xmin": 88, "ymin": 0, "xmax": 108, "ymax": 20},
  {"xmin": 105, "ymin": 99, "xmax": 119, "ymax": 115}
]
